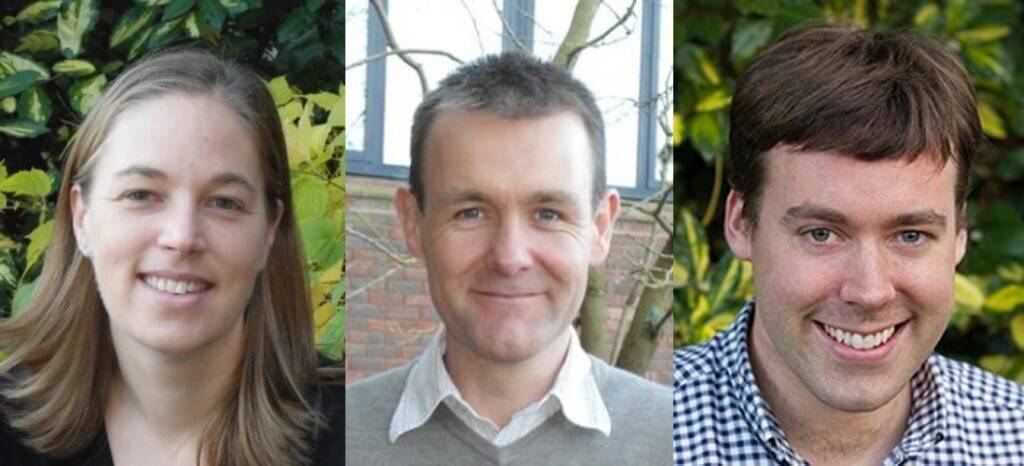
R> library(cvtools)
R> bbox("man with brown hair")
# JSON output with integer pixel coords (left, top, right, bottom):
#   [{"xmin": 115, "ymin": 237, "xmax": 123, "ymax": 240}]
[{"xmin": 674, "ymin": 24, "xmax": 1024, "ymax": 465}]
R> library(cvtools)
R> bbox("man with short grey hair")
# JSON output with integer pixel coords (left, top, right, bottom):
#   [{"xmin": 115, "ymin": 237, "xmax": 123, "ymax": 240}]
[{"xmin": 346, "ymin": 53, "xmax": 671, "ymax": 465}]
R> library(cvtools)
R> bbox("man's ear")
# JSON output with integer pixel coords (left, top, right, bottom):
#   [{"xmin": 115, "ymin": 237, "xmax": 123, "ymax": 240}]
[
  {"xmin": 724, "ymin": 190, "xmax": 753, "ymax": 260},
  {"xmin": 259, "ymin": 199, "xmax": 285, "ymax": 270},
  {"xmin": 589, "ymin": 189, "xmax": 620, "ymax": 264},
  {"xmin": 70, "ymin": 184, "xmax": 91, "ymax": 258},
  {"xmin": 394, "ymin": 188, "xmax": 424, "ymax": 259}
]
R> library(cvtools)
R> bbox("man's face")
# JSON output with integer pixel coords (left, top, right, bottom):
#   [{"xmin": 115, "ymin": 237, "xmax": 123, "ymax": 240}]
[
  {"xmin": 396, "ymin": 109, "xmax": 618, "ymax": 364},
  {"xmin": 725, "ymin": 147, "xmax": 966, "ymax": 413}
]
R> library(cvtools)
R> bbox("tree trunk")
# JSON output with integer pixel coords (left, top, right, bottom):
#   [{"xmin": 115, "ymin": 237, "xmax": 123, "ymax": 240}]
[
  {"xmin": 614, "ymin": 240, "xmax": 673, "ymax": 375},
  {"xmin": 578, "ymin": 266, "xmax": 609, "ymax": 361},
  {"xmin": 552, "ymin": 0, "xmax": 600, "ymax": 71}
]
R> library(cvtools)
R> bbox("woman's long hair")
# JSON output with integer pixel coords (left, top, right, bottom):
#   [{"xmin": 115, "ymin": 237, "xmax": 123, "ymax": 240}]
[{"xmin": 0, "ymin": 49, "xmax": 321, "ymax": 465}]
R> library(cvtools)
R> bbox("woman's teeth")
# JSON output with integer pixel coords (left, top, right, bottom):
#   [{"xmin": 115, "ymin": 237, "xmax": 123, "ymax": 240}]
[{"xmin": 143, "ymin": 275, "xmax": 210, "ymax": 294}]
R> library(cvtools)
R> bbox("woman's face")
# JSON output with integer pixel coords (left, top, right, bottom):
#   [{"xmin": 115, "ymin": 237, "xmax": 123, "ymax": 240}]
[{"xmin": 71, "ymin": 92, "xmax": 280, "ymax": 356}]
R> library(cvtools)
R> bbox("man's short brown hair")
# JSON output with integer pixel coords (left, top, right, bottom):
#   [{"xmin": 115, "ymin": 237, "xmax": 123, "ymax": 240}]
[{"xmin": 728, "ymin": 23, "xmax": 982, "ymax": 227}]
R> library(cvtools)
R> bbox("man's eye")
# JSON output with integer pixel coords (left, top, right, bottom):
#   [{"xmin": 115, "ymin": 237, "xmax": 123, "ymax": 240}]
[
  {"xmin": 210, "ymin": 197, "xmax": 242, "ymax": 211},
  {"xmin": 536, "ymin": 208, "xmax": 561, "ymax": 222},
  {"xmin": 898, "ymin": 230, "xmax": 926, "ymax": 245},
  {"xmin": 455, "ymin": 208, "xmax": 482, "ymax": 220},
  {"xmin": 806, "ymin": 227, "xmax": 834, "ymax": 243}
]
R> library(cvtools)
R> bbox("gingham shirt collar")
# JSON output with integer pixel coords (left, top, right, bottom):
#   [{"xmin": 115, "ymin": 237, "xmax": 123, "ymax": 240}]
[
  {"xmin": 674, "ymin": 302, "xmax": 1024, "ymax": 465},
  {"xmin": 389, "ymin": 327, "xmax": 611, "ymax": 445}
]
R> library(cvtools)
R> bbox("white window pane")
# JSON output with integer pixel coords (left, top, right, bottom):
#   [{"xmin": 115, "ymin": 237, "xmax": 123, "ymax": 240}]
[
  {"xmin": 346, "ymin": 0, "xmax": 368, "ymax": 153},
  {"xmin": 532, "ymin": 0, "xmax": 643, "ymax": 189},
  {"xmin": 656, "ymin": 0, "xmax": 673, "ymax": 184},
  {"xmin": 381, "ymin": 1, "xmax": 505, "ymax": 167}
]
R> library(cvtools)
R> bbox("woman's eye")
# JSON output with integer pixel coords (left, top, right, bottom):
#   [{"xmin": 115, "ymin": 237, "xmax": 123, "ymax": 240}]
[
  {"xmin": 124, "ymin": 190, "xmax": 156, "ymax": 202},
  {"xmin": 455, "ymin": 208, "xmax": 482, "ymax": 220},
  {"xmin": 211, "ymin": 197, "xmax": 241, "ymax": 211},
  {"xmin": 806, "ymin": 227, "xmax": 834, "ymax": 243}
]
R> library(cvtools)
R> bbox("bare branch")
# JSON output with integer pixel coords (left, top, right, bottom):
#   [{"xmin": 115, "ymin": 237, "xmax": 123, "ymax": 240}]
[
  {"xmin": 493, "ymin": 0, "xmax": 528, "ymax": 52},
  {"xmin": 458, "ymin": 0, "xmax": 486, "ymax": 55},
  {"xmin": 347, "ymin": 265, "xmax": 403, "ymax": 300},
  {"xmin": 347, "ymin": 48, "xmax": 464, "ymax": 70},
  {"xmin": 370, "ymin": 0, "xmax": 430, "ymax": 94},
  {"xmin": 555, "ymin": 0, "xmax": 638, "ymax": 71}
]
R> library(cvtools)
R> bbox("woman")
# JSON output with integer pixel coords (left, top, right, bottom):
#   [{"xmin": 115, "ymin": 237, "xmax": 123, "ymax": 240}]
[{"xmin": 0, "ymin": 49, "xmax": 342, "ymax": 465}]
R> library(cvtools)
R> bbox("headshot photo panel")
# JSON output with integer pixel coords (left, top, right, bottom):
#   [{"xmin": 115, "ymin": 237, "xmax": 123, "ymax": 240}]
[
  {"xmin": 677, "ymin": 3, "xmax": 1024, "ymax": 466},
  {"xmin": 0, "ymin": 2, "xmax": 344, "ymax": 465},
  {"xmin": 345, "ymin": 1, "xmax": 674, "ymax": 464}
]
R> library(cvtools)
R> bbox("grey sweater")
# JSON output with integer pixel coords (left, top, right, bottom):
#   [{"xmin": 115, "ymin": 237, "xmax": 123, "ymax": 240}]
[{"xmin": 345, "ymin": 356, "xmax": 672, "ymax": 465}]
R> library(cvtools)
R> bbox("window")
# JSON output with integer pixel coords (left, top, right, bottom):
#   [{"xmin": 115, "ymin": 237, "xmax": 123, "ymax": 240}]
[{"xmin": 345, "ymin": 0, "xmax": 672, "ymax": 198}]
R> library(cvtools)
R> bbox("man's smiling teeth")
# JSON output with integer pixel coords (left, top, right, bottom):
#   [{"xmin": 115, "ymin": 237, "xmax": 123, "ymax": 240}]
[
  {"xmin": 823, "ymin": 324, "xmax": 895, "ymax": 350},
  {"xmin": 143, "ymin": 275, "xmax": 210, "ymax": 294}
]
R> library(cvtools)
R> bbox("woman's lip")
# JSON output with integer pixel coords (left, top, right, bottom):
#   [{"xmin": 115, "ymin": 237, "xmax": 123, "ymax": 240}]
[
  {"xmin": 814, "ymin": 320, "xmax": 908, "ymax": 364},
  {"xmin": 471, "ymin": 291, "xmax": 543, "ymax": 298}
]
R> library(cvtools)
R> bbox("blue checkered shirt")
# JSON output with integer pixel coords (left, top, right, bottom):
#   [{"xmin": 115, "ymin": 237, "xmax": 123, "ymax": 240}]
[{"xmin": 674, "ymin": 302, "xmax": 1024, "ymax": 465}]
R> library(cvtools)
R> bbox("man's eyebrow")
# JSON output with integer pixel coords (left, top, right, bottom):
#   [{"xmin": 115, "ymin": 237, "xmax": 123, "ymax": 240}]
[
  {"xmin": 883, "ymin": 210, "xmax": 947, "ymax": 229},
  {"xmin": 529, "ymin": 190, "xmax": 579, "ymax": 205},
  {"xmin": 114, "ymin": 165, "xmax": 256, "ymax": 195},
  {"xmin": 782, "ymin": 204, "xmax": 850, "ymax": 225},
  {"xmin": 434, "ymin": 189, "xmax": 487, "ymax": 205},
  {"xmin": 781, "ymin": 203, "xmax": 948, "ymax": 229}
]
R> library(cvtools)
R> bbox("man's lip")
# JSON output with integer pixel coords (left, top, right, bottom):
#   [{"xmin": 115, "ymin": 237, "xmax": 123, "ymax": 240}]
[
  {"xmin": 812, "ymin": 319, "xmax": 911, "ymax": 335},
  {"xmin": 139, "ymin": 271, "xmax": 214, "ymax": 285},
  {"xmin": 471, "ymin": 290, "xmax": 543, "ymax": 298}
]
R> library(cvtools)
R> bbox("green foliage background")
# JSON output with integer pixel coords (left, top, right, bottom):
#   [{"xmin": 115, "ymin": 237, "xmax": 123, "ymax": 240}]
[
  {"xmin": 0, "ymin": 0, "xmax": 344, "ymax": 359},
  {"xmin": 676, "ymin": 0, "xmax": 1024, "ymax": 383}
]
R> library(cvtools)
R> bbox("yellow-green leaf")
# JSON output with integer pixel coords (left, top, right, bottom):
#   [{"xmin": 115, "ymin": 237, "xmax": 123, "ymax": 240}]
[
  {"xmin": 697, "ymin": 52, "xmax": 720, "ymax": 86},
  {"xmin": 1011, "ymin": 314, "xmax": 1024, "ymax": 350},
  {"xmin": 913, "ymin": 3, "xmax": 939, "ymax": 27},
  {"xmin": 695, "ymin": 89, "xmax": 732, "ymax": 112},
  {"xmin": 0, "ymin": 168, "xmax": 51, "ymax": 197},
  {"xmin": 954, "ymin": 273, "xmax": 984, "ymax": 314},
  {"xmin": 183, "ymin": 11, "xmax": 199, "ymax": 39},
  {"xmin": 16, "ymin": 1, "xmax": 61, "ymax": 24},
  {"xmin": 57, "ymin": 0, "xmax": 100, "ymax": 58},
  {"xmin": 956, "ymin": 25, "xmax": 1011, "ymax": 44},
  {"xmin": 15, "ymin": 29, "xmax": 59, "ymax": 53},
  {"xmin": 17, "ymin": 86, "xmax": 52, "ymax": 124},
  {"xmin": 277, "ymin": 100, "xmax": 302, "ymax": 122},
  {"xmin": 996, "ymin": 262, "xmax": 1024, "ymax": 282},
  {"xmin": 69, "ymin": 74, "xmax": 106, "ymax": 116},
  {"xmin": 25, "ymin": 219, "xmax": 53, "ymax": 272},
  {"xmin": 268, "ymin": 76, "xmax": 292, "ymax": 106},
  {"xmin": 673, "ymin": 113, "xmax": 683, "ymax": 146},
  {"xmin": 673, "ymin": 260, "xmax": 687, "ymax": 287},
  {"xmin": 109, "ymin": 6, "xmax": 157, "ymax": 49},
  {"xmin": 307, "ymin": 92, "xmax": 338, "ymax": 111},
  {"xmin": 977, "ymin": 101, "xmax": 1006, "ymax": 139},
  {"xmin": 0, "ymin": 52, "xmax": 51, "ymax": 79},
  {"xmin": 0, "ymin": 118, "xmax": 47, "ymax": 138},
  {"xmin": 985, "ymin": 284, "xmax": 1024, "ymax": 312},
  {"xmin": 1, "ymin": 97, "xmax": 15, "ymax": 114},
  {"xmin": 52, "ymin": 59, "xmax": 95, "ymax": 77}
]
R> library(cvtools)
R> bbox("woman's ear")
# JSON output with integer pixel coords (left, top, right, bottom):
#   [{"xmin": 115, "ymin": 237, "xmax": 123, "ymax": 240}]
[{"xmin": 70, "ymin": 184, "xmax": 91, "ymax": 258}]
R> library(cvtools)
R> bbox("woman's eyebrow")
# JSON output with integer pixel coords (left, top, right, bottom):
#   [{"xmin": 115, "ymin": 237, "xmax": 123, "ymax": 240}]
[{"xmin": 114, "ymin": 165, "xmax": 256, "ymax": 195}]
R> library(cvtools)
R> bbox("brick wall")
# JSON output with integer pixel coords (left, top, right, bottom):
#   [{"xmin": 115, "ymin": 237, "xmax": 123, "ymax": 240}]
[{"xmin": 345, "ymin": 176, "xmax": 674, "ymax": 386}]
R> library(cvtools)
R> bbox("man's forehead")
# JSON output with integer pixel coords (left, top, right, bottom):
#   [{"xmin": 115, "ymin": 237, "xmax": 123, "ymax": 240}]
[{"xmin": 761, "ymin": 146, "xmax": 960, "ymax": 222}]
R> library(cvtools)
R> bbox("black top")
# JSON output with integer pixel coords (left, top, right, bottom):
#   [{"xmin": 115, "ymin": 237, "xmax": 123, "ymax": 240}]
[{"xmin": 0, "ymin": 371, "xmax": 344, "ymax": 466}]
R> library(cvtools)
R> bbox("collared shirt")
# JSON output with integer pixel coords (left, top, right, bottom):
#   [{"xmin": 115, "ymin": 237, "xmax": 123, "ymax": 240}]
[
  {"xmin": 674, "ymin": 302, "xmax": 1024, "ymax": 465},
  {"xmin": 390, "ymin": 328, "xmax": 612, "ymax": 447}
]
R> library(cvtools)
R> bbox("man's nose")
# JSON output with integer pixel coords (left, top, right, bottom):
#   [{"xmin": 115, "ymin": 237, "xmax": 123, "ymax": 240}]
[
  {"xmin": 488, "ymin": 217, "xmax": 533, "ymax": 277},
  {"xmin": 157, "ymin": 202, "xmax": 207, "ymax": 255},
  {"xmin": 838, "ymin": 243, "xmax": 897, "ymax": 310}
]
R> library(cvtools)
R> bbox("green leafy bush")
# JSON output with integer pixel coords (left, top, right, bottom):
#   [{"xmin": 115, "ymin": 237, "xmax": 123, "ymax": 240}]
[
  {"xmin": 677, "ymin": 0, "xmax": 1024, "ymax": 383},
  {"xmin": 0, "ymin": 0, "xmax": 344, "ymax": 358}
]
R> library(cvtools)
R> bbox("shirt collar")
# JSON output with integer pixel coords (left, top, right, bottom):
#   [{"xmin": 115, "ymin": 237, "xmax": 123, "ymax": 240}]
[
  {"xmin": 722, "ymin": 302, "xmax": 950, "ymax": 462},
  {"xmin": 388, "ymin": 327, "xmax": 611, "ymax": 442}
]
